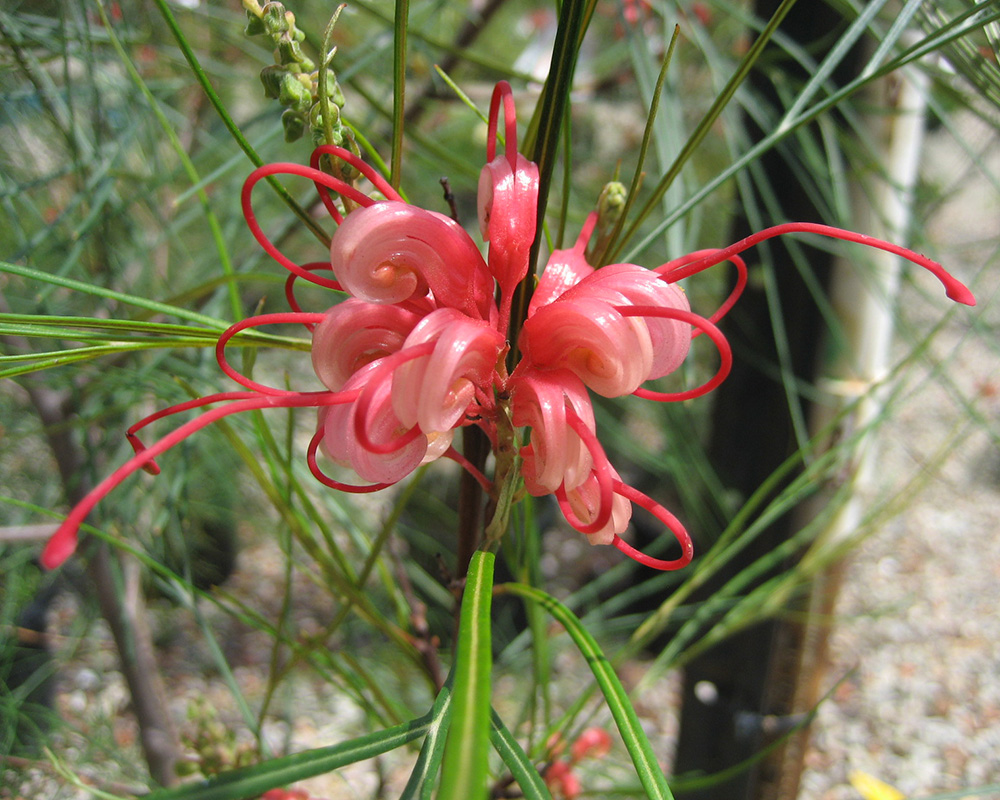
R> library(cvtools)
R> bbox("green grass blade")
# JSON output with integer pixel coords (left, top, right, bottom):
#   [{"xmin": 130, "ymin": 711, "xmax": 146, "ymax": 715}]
[
  {"xmin": 594, "ymin": 23, "xmax": 679, "ymax": 267},
  {"xmin": 437, "ymin": 550, "xmax": 495, "ymax": 800},
  {"xmin": 0, "ymin": 260, "xmax": 228, "ymax": 329}
]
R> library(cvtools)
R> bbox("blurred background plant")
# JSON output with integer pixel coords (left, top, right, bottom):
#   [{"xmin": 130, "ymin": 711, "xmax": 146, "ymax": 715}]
[{"xmin": 1, "ymin": 0, "xmax": 997, "ymax": 798}]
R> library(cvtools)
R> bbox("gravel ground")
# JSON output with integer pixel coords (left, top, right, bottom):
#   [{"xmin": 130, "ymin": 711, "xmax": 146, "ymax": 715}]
[{"xmin": 799, "ymin": 413, "xmax": 1000, "ymax": 799}]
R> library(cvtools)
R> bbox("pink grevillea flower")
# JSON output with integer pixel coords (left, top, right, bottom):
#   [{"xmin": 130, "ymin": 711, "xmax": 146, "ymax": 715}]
[
  {"xmin": 544, "ymin": 727, "xmax": 613, "ymax": 800},
  {"xmin": 40, "ymin": 144, "xmax": 497, "ymax": 568},
  {"xmin": 509, "ymin": 209, "xmax": 973, "ymax": 569},
  {"xmin": 41, "ymin": 78, "xmax": 976, "ymax": 577}
]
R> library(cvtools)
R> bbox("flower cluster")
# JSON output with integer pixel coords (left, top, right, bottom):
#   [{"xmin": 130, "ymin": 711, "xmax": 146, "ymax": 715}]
[
  {"xmin": 40, "ymin": 81, "xmax": 975, "ymax": 573},
  {"xmin": 544, "ymin": 727, "xmax": 613, "ymax": 799}
]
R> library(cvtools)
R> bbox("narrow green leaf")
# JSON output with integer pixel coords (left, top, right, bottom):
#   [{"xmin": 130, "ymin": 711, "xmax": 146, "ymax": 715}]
[
  {"xmin": 437, "ymin": 550, "xmax": 495, "ymax": 800},
  {"xmin": 499, "ymin": 583, "xmax": 675, "ymax": 800},
  {"xmin": 145, "ymin": 713, "xmax": 433, "ymax": 800},
  {"xmin": 490, "ymin": 709, "xmax": 553, "ymax": 800},
  {"xmin": 0, "ymin": 313, "xmax": 223, "ymax": 339},
  {"xmin": 399, "ymin": 680, "xmax": 453, "ymax": 800},
  {"xmin": 433, "ymin": 65, "xmax": 490, "ymax": 125},
  {"xmin": 613, "ymin": 0, "xmax": 799, "ymax": 261},
  {"xmin": 594, "ymin": 24, "xmax": 680, "ymax": 267},
  {"xmin": 0, "ymin": 260, "xmax": 227, "ymax": 329}
]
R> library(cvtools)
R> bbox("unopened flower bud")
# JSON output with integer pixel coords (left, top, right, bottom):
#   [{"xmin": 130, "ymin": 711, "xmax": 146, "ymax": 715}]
[
  {"xmin": 276, "ymin": 36, "xmax": 313, "ymax": 70},
  {"xmin": 319, "ymin": 69, "xmax": 346, "ymax": 105},
  {"xmin": 585, "ymin": 181, "xmax": 627, "ymax": 264}
]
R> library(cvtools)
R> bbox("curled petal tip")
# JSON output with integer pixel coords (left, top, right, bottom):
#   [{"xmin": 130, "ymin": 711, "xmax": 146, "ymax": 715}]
[
  {"xmin": 948, "ymin": 284, "xmax": 976, "ymax": 306},
  {"xmin": 40, "ymin": 524, "xmax": 77, "ymax": 570},
  {"xmin": 127, "ymin": 433, "xmax": 161, "ymax": 475},
  {"xmin": 612, "ymin": 534, "xmax": 692, "ymax": 571}
]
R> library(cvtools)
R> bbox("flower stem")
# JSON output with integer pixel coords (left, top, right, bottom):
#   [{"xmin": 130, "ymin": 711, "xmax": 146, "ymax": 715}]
[
  {"xmin": 456, "ymin": 425, "xmax": 490, "ymax": 579},
  {"xmin": 481, "ymin": 401, "xmax": 520, "ymax": 553}
]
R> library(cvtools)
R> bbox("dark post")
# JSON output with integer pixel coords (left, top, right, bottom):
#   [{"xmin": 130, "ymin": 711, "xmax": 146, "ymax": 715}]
[{"xmin": 671, "ymin": 3, "xmax": 862, "ymax": 798}]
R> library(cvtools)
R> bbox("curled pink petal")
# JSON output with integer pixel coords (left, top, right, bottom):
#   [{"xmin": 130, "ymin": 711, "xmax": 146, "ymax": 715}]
[
  {"xmin": 350, "ymin": 345, "xmax": 435, "ymax": 456},
  {"xmin": 509, "ymin": 369, "xmax": 595, "ymax": 494},
  {"xmin": 611, "ymin": 480, "xmax": 693, "ymax": 571},
  {"xmin": 556, "ymin": 472, "xmax": 631, "ymax": 545},
  {"xmin": 307, "ymin": 427, "xmax": 394, "ymax": 494},
  {"xmin": 391, "ymin": 309, "xmax": 505, "ymax": 434},
  {"xmin": 311, "ymin": 299, "xmax": 424, "ymax": 391},
  {"xmin": 330, "ymin": 202, "xmax": 496, "ymax": 320},
  {"xmin": 532, "ymin": 396, "xmax": 621, "ymax": 539},
  {"xmin": 530, "ymin": 213, "xmax": 598, "ymax": 315},
  {"xmin": 569, "ymin": 264, "xmax": 692, "ymax": 379},
  {"xmin": 520, "ymin": 296, "xmax": 653, "ymax": 397},
  {"xmin": 320, "ymin": 359, "xmax": 430, "ymax": 484}
]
